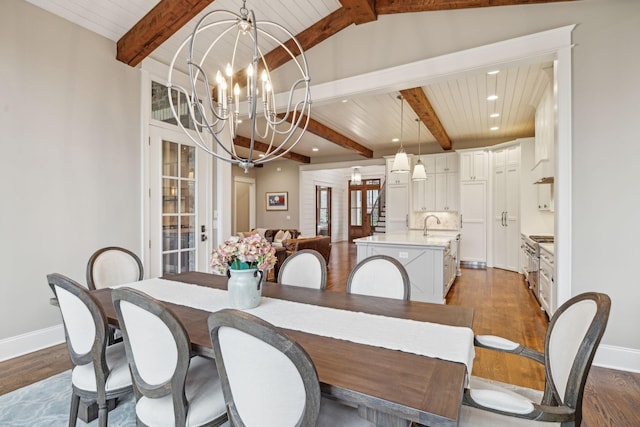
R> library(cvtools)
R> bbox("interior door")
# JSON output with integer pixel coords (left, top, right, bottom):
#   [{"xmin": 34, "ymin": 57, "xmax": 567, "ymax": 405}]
[
  {"xmin": 316, "ymin": 186, "xmax": 331, "ymax": 237},
  {"xmin": 349, "ymin": 179, "xmax": 380, "ymax": 241},
  {"xmin": 149, "ymin": 126, "xmax": 210, "ymax": 277}
]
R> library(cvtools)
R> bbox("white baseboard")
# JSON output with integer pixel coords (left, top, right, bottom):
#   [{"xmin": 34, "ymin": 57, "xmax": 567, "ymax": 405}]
[
  {"xmin": 0, "ymin": 324, "xmax": 65, "ymax": 362},
  {"xmin": 593, "ymin": 344, "xmax": 640, "ymax": 373}
]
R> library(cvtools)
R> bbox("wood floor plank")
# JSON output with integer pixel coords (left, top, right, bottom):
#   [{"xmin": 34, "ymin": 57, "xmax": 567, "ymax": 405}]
[{"xmin": 2, "ymin": 241, "xmax": 639, "ymax": 426}]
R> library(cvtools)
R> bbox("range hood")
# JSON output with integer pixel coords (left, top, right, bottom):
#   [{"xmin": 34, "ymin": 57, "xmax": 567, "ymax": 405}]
[{"xmin": 534, "ymin": 176, "xmax": 554, "ymax": 184}]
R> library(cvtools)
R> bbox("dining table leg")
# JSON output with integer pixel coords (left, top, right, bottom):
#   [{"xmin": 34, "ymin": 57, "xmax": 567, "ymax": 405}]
[{"xmin": 358, "ymin": 406, "xmax": 412, "ymax": 427}]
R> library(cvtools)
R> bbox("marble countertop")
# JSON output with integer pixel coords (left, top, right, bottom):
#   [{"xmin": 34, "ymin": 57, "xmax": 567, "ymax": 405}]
[{"xmin": 354, "ymin": 230, "xmax": 456, "ymax": 248}]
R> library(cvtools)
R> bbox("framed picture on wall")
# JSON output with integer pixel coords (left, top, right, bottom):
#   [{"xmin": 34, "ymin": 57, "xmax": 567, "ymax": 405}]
[{"xmin": 266, "ymin": 192, "xmax": 288, "ymax": 211}]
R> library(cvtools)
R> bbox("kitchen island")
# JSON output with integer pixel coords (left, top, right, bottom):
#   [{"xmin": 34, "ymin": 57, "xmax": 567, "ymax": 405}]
[{"xmin": 354, "ymin": 230, "xmax": 460, "ymax": 304}]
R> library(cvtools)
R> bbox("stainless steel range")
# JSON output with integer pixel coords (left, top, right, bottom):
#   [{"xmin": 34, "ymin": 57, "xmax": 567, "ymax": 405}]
[{"xmin": 522, "ymin": 235, "xmax": 554, "ymax": 305}]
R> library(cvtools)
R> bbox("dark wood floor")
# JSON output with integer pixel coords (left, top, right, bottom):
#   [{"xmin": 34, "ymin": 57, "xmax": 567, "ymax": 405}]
[{"xmin": 2, "ymin": 241, "xmax": 639, "ymax": 426}]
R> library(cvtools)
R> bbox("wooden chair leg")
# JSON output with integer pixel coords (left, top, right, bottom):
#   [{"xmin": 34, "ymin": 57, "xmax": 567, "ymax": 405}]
[
  {"xmin": 98, "ymin": 401, "xmax": 108, "ymax": 427},
  {"xmin": 69, "ymin": 392, "xmax": 80, "ymax": 427}
]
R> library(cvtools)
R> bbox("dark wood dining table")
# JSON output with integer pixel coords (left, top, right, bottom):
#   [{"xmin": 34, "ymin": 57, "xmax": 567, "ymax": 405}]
[{"xmin": 91, "ymin": 271, "xmax": 474, "ymax": 427}]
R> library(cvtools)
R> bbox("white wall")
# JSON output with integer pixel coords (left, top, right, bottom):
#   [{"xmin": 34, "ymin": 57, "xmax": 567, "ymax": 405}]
[
  {"xmin": 299, "ymin": 169, "xmax": 349, "ymax": 240},
  {"xmin": 255, "ymin": 160, "xmax": 300, "ymax": 229},
  {"xmin": 0, "ymin": 1, "xmax": 141, "ymax": 358}
]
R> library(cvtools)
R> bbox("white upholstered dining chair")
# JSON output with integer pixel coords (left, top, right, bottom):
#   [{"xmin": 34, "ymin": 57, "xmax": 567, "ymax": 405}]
[
  {"xmin": 277, "ymin": 249, "xmax": 327, "ymax": 290},
  {"xmin": 86, "ymin": 246, "xmax": 144, "ymax": 291},
  {"xmin": 459, "ymin": 292, "xmax": 610, "ymax": 427},
  {"xmin": 208, "ymin": 309, "xmax": 376, "ymax": 427},
  {"xmin": 47, "ymin": 273, "xmax": 133, "ymax": 427},
  {"xmin": 112, "ymin": 287, "xmax": 228, "ymax": 427},
  {"xmin": 86, "ymin": 246, "xmax": 144, "ymax": 345},
  {"xmin": 346, "ymin": 255, "xmax": 410, "ymax": 300}
]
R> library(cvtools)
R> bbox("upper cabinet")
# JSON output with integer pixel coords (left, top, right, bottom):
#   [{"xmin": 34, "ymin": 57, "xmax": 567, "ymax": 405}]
[
  {"xmin": 435, "ymin": 153, "xmax": 458, "ymax": 174},
  {"xmin": 411, "ymin": 153, "xmax": 458, "ymax": 212},
  {"xmin": 533, "ymin": 68, "xmax": 556, "ymax": 181},
  {"xmin": 460, "ymin": 150, "xmax": 488, "ymax": 181},
  {"xmin": 386, "ymin": 157, "xmax": 410, "ymax": 185}
]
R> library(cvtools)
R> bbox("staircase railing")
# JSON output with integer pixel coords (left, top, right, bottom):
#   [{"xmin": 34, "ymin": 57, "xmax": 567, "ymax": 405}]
[{"xmin": 368, "ymin": 179, "xmax": 385, "ymax": 235}]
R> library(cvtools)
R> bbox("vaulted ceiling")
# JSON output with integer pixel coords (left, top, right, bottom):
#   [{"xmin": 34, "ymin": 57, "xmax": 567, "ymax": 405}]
[{"xmin": 26, "ymin": 0, "xmax": 571, "ymax": 163}]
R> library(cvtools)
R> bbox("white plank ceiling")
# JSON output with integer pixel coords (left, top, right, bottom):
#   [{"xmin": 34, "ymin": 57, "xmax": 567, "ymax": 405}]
[{"xmin": 24, "ymin": 0, "xmax": 550, "ymax": 159}]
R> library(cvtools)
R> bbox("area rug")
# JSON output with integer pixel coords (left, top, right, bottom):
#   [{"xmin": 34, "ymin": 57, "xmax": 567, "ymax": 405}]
[{"xmin": 0, "ymin": 370, "xmax": 135, "ymax": 426}]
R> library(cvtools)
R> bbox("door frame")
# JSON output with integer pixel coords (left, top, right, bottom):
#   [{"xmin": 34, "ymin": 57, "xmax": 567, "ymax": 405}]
[
  {"xmin": 316, "ymin": 186, "xmax": 332, "ymax": 237},
  {"xmin": 146, "ymin": 124, "xmax": 213, "ymax": 277},
  {"xmin": 234, "ymin": 176, "xmax": 256, "ymax": 234}
]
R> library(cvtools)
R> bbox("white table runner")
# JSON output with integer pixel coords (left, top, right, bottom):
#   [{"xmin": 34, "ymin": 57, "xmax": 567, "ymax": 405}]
[{"xmin": 115, "ymin": 278, "xmax": 474, "ymax": 379}]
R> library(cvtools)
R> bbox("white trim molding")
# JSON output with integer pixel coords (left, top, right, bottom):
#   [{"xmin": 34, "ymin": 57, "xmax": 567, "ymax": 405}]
[
  {"xmin": 594, "ymin": 345, "xmax": 640, "ymax": 374},
  {"xmin": 0, "ymin": 325, "xmax": 65, "ymax": 363}
]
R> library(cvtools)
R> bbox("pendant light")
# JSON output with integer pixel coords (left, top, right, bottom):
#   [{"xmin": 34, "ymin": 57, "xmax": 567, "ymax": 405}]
[
  {"xmin": 390, "ymin": 95, "xmax": 410, "ymax": 173},
  {"xmin": 412, "ymin": 118, "xmax": 427, "ymax": 181},
  {"xmin": 351, "ymin": 167, "xmax": 362, "ymax": 185}
]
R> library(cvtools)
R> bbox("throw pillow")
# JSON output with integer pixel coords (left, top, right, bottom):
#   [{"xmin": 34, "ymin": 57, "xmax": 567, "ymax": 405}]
[{"xmin": 274, "ymin": 229, "xmax": 285, "ymax": 243}]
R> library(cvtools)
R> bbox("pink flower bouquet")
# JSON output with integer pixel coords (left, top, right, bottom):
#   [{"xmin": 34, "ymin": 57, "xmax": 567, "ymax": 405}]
[{"xmin": 210, "ymin": 234, "xmax": 277, "ymax": 275}]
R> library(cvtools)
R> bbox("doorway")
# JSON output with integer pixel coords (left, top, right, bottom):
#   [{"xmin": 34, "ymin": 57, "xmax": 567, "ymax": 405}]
[
  {"xmin": 234, "ymin": 177, "xmax": 256, "ymax": 234},
  {"xmin": 349, "ymin": 179, "xmax": 381, "ymax": 241},
  {"xmin": 148, "ymin": 125, "xmax": 211, "ymax": 277},
  {"xmin": 316, "ymin": 186, "xmax": 331, "ymax": 237}
]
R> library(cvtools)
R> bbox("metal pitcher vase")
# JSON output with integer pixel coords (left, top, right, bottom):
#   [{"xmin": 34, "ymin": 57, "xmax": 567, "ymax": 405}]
[{"xmin": 227, "ymin": 268, "xmax": 263, "ymax": 309}]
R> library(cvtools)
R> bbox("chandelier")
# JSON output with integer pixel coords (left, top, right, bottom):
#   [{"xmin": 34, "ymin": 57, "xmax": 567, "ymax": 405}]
[{"xmin": 167, "ymin": 0, "xmax": 312, "ymax": 172}]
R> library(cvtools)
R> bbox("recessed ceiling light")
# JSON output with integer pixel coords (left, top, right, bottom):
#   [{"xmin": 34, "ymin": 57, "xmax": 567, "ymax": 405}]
[
  {"xmin": 341, "ymin": 99, "xmax": 348, "ymax": 103},
  {"xmin": 487, "ymin": 70, "xmax": 500, "ymax": 75},
  {"xmin": 487, "ymin": 95, "xmax": 498, "ymax": 101},
  {"xmin": 490, "ymin": 113, "xmax": 500, "ymax": 118},
  {"xmin": 392, "ymin": 138, "xmax": 400, "ymax": 142},
  {"xmin": 258, "ymin": 153, "xmax": 265, "ymax": 157},
  {"xmin": 312, "ymin": 147, "xmax": 319, "ymax": 152},
  {"xmin": 490, "ymin": 126, "xmax": 499, "ymax": 131}
]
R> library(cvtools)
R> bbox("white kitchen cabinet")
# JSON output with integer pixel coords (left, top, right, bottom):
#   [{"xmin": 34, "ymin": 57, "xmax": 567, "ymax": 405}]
[
  {"xmin": 534, "ymin": 81, "xmax": 554, "ymax": 166},
  {"xmin": 354, "ymin": 232, "xmax": 456, "ymax": 304},
  {"xmin": 537, "ymin": 184, "xmax": 554, "ymax": 211},
  {"xmin": 386, "ymin": 156, "xmax": 410, "ymax": 185},
  {"xmin": 539, "ymin": 244, "xmax": 555, "ymax": 315},
  {"xmin": 435, "ymin": 153, "xmax": 458, "ymax": 173},
  {"xmin": 460, "ymin": 150, "xmax": 488, "ymax": 181},
  {"xmin": 386, "ymin": 157, "xmax": 410, "ymax": 232},
  {"xmin": 412, "ymin": 173, "xmax": 436, "ymax": 211},
  {"xmin": 460, "ymin": 180, "xmax": 486, "ymax": 264},
  {"xmin": 435, "ymin": 171, "xmax": 459, "ymax": 211},
  {"xmin": 492, "ymin": 145, "xmax": 520, "ymax": 272}
]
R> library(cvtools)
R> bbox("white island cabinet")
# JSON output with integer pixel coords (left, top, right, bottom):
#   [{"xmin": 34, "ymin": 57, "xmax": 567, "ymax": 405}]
[{"xmin": 353, "ymin": 231, "xmax": 458, "ymax": 304}]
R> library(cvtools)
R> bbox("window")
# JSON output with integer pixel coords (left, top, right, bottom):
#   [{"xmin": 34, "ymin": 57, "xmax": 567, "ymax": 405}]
[{"xmin": 151, "ymin": 81, "xmax": 201, "ymax": 131}]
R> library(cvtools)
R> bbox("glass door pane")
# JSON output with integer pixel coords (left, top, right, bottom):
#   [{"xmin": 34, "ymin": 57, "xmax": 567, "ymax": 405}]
[{"xmin": 162, "ymin": 141, "xmax": 196, "ymax": 275}]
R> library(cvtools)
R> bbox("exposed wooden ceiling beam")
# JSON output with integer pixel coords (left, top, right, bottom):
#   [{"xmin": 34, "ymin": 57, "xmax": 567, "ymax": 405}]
[
  {"xmin": 261, "ymin": 8, "xmax": 353, "ymax": 72},
  {"xmin": 117, "ymin": 0, "xmax": 214, "ymax": 67},
  {"xmin": 233, "ymin": 136, "xmax": 311, "ymax": 164},
  {"xmin": 400, "ymin": 87, "xmax": 452, "ymax": 151},
  {"xmin": 339, "ymin": 0, "xmax": 378, "ymax": 24},
  {"xmin": 280, "ymin": 114, "xmax": 373, "ymax": 158},
  {"xmin": 375, "ymin": 0, "xmax": 574, "ymax": 14}
]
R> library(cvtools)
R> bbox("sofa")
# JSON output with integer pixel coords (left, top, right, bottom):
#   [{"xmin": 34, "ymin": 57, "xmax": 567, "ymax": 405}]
[
  {"xmin": 283, "ymin": 236, "xmax": 332, "ymax": 265},
  {"xmin": 237, "ymin": 228, "xmax": 300, "ymax": 248}
]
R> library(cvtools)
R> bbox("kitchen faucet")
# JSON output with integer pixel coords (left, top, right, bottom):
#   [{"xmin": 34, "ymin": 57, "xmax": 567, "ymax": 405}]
[{"xmin": 423, "ymin": 214, "xmax": 441, "ymax": 236}]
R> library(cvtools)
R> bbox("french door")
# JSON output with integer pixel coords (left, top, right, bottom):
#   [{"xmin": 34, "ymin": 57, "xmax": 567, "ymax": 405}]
[
  {"xmin": 316, "ymin": 186, "xmax": 331, "ymax": 237},
  {"xmin": 149, "ymin": 126, "xmax": 211, "ymax": 277},
  {"xmin": 349, "ymin": 179, "xmax": 380, "ymax": 241}
]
